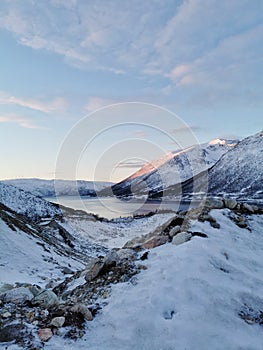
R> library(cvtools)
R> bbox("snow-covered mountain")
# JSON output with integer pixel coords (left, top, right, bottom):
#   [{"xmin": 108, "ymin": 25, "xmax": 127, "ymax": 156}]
[
  {"xmin": 0, "ymin": 182, "xmax": 62, "ymax": 219},
  {"xmin": 208, "ymin": 131, "xmax": 263, "ymax": 197},
  {"xmin": 108, "ymin": 139, "xmax": 237, "ymax": 198},
  {"xmin": 2, "ymin": 178, "xmax": 113, "ymax": 198}
]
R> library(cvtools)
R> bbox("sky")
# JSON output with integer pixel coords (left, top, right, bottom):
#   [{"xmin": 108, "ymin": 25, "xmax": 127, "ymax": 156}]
[{"xmin": 0, "ymin": 0, "xmax": 262, "ymax": 182}]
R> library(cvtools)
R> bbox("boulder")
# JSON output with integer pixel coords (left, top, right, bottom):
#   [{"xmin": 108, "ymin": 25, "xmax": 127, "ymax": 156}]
[
  {"xmin": 32, "ymin": 290, "xmax": 59, "ymax": 309},
  {"xmin": 242, "ymin": 203, "xmax": 254, "ymax": 213},
  {"xmin": 69, "ymin": 303, "xmax": 93, "ymax": 321},
  {"xmin": 0, "ymin": 287, "xmax": 34, "ymax": 304},
  {"xmin": 205, "ymin": 198, "xmax": 224, "ymax": 209},
  {"xmin": 172, "ymin": 232, "xmax": 192, "ymax": 246},
  {"xmin": 116, "ymin": 248, "xmax": 138, "ymax": 261},
  {"xmin": 103, "ymin": 251, "xmax": 120, "ymax": 268},
  {"xmin": 168, "ymin": 225, "xmax": 181, "ymax": 238},
  {"xmin": 224, "ymin": 198, "xmax": 237, "ymax": 210},
  {"xmin": 51, "ymin": 316, "xmax": 65, "ymax": 328},
  {"xmin": 84, "ymin": 259, "xmax": 105, "ymax": 282},
  {"xmin": 37, "ymin": 328, "xmax": 53, "ymax": 342},
  {"xmin": 142, "ymin": 235, "xmax": 168, "ymax": 249}
]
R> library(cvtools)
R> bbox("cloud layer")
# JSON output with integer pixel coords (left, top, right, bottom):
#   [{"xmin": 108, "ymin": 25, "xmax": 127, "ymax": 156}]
[{"xmin": 0, "ymin": 0, "xmax": 262, "ymax": 107}]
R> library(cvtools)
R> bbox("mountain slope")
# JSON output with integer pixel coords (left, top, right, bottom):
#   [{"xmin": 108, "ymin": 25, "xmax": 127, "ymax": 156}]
[
  {"xmin": 2, "ymin": 178, "xmax": 113, "ymax": 198},
  {"xmin": 47, "ymin": 209, "xmax": 263, "ymax": 350},
  {"xmin": 0, "ymin": 182, "xmax": 61, "ymax": 219},
  {"xmin": 208, "ymin": 131, "xmax": 263, "ymax": 196},
  {"xmin": 109, "ymin": 139, "xmax": 237, "ymax": 198},
  {"xmin": 179, "ymin": 131, "xmax": 263, "ymax": 198}
]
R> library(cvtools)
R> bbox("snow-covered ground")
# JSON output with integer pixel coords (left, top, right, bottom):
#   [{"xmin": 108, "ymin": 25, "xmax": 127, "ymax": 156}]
[
  {"xmin": 0, "ymin": 218, "xmax": 84, "ymax": 287},
  {"xmin": 46, "ymin": 209, "xmax": 263, "ymax": 350},
  {"xmin": 63, "ymin": 211, "xmax": 175, "ymax": 248}
]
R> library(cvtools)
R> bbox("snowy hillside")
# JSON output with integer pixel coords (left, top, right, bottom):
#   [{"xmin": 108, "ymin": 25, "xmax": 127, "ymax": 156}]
[
  {"xmin": 46, "ymin": 206, "xmax": 263, "ymax": 350},
  {"xmin": 180, "ymin": 131, "xmax": 263, "ymax": 198},
  {"xmin": 208, "ymin": 131, "xmax": 263, "ymax": 196},
  {"xmin": 0, "ymin": 182, "xmax": 61, "ymax": 219},
  {"xmin": 2, "ymin": 178, "xmax": 113, "ymax": 198},
  {"xmin": 109, "ymin": 139, "xmax": 237, "ymax": 198},
  {"xmin": 0, "ymin": 204, "xmax": 85, "ymax": 287}
]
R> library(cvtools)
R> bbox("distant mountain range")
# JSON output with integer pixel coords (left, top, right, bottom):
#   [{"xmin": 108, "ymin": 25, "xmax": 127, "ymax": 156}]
[
  {"xmin": 2, "ymin": 178, "xmax": 113, "ymax": 198},
  {"xmin": 2, "ymin": 131, "xmax": 263, "ymax": 202}
]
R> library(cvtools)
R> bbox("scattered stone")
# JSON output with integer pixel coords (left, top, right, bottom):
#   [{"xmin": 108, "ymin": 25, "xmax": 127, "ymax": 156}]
[
  {"xmin": 62, "ymin": 267, "xmax": 74, "ymax": 275},
  {"xmin": 168, "ymin": 225, "xmax": 181, "ymax": 238},
  {"xmin": 69, "ymin": 303, "xmax": 93, "ymax": 321},
  {"xmin": 0, "ymin": 287, "xmax": 34, "ymax": 304},
  {"xmin": 25, "ymin": 311, "xmax": 34, "ymax": 322},
  {"xmin": 140, "ymin": 251, "xmax": 149, "ymax": 261},
  {"xmin": 0, "ymin": 324, "xmax": 25, "ymax": 343},
  {"xmin": 172, "ymin": 232, "xmax": 192, "ymax": 246},
  {"xmin": 191, "ymin": 232, "xmax": 208, "ymax": 238},
  {"xmin": 210, "ymin": 221, "xmax": 220, "ymax": 229},
  {"xmin": 103, "ymin": 251, "xmax": 120, "ymax": 268},
  {"xmin": 224, "ymin": 198, "xmax": 237, "ymax": 210},
  {"xmin": 137, "ymin": 264, "xmax": 147, "ymax": 270},
  {"xmin": 51, "ymin": 316, "xmax": 65, "ymax": 328},
  {"xmin": 205, "ymin": 198, "xmax": 224, "ymax": 209},
  {"xmin": 142, "ymin": 235, "xmax": 168, "ymax": 249},
  {"xmin": 84, "ymin": 259, "xmax": 105, "ymax": 282},
  {"xmin": 1, "ymin": 311, "xmax": 12, "ymax": 318},
  {"xmin": 37, "ymin": 328, "xmax": 53, "ymax": 342},
  {"xmin": 0, "ymin": 284, "xmax": 14, "ymax": 296},
  {"xmin": 116, "ymin": 248, "xmax": 137, "ymax": 261},
  {"xmin": 32, "ymin": 290, "xmax": 59, "ymax": 309},
  {"xmin": 242, "ymin": 203, "xmax": 254, "ymax": 213}
]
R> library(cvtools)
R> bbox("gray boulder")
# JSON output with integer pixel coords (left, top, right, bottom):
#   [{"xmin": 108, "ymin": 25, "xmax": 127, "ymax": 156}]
[
  {"xmin": 32, "ymin": 290, "xmax": 59, "ymax": 309},
  {"xmin": 172, "ymin": 232, "xmax": 192, "ymax": 246},
  {"xmin": 0, "ymin": 287, "xmax": 34, "ymax": 304}
]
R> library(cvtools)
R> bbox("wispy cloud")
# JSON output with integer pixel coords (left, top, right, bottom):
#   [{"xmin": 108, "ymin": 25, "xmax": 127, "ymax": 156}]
[
  {"xmin": 0, "ymin": 91, "xmax": 68, "ymax": 113},
  {"xmin": 0, "ymin": 0, "xmax": 262, "ymax": 106},
  {"xmin": 115, "ymin": 159, "xmax": 145, "ymax": 169},
  {"xmin": 0, "ymin": 114, "xmax": 44, "ymax": 129}
]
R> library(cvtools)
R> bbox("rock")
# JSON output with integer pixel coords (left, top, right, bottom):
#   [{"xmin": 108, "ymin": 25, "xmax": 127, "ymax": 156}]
[
  {"xmin": 1, "ymin": 311, "xmax": 12, "ymax": 318},
  {"xmin": 172, "ymin": 232, "xmax": 192, "ymax": 246},
  {"xmin": 0, "ymin": 284, "xmax": 14, "ymax": 296},
  {"xmin": 205, "ymin": 198, "xmax": 224, "ymax": 209},
  {"xmin": 84, "ymin": 259, "xmax": 105, "ymax": 282},
  {"xmin": 51, "ymin": 316, "xmax": 65, "ymax": 328},
  {"xmin": 210, "ymin": 221, "xmax": 220, "ymax": 229},
  {"xmin": 28, "ymin": 284, "xmax": 42, "ymax": 297},
  {"xmin": 142, "ymin": 235, "xmax": 168, "ymax": 249},
  {"xmin": 69, "ymin": 303, "xmax": 93, "ymax": 321},
  {"xmin": 37, "ymin": 328, "xmax": 53, "ymax": 342},
  {"xmin": 237, "ymin": 221, "xmax": 247, "ymax": 228},
  {"xmin": 191, "ymin": 232, "xmax": 208, "ymax": 238},
  {"xmin": 0, "ymin": 324, "xmax": 25, "ymax": 343},
  {"xmin": 168, "ymin": 225, "xmax": 181, "ymax": 238},
  {"xmin": 62, "ymin": 267, "xmax": 74, "ymax": 275},
  {"xmin": 26, "ymin": 311, "xmax": 34, "ymax": 322},
  {"xmin": 103, "ymin": 251, "xmax": 120, "ymax": 268},
  {"xmin": 224, "ymin": 198, "xmax": 237, "ymax": 210},
  {"xmin": 242, "ymin": 203, "xmax": 254, "ymax": 213},
  {"xmin": 0, "ymin": 287, "xmax": 34, "ymax": 304},
  {"xmin": 32, "ymin": 290, "xmax": 59, "ymax": 309},
  {"xmin": 116, "ymin": 248, "xmax": 138, "ymax": 261}
]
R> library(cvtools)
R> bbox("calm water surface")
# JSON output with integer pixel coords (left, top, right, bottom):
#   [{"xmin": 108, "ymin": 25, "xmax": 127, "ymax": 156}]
[{"xmin": 45, "ymin": 196, "xmax": 201, "ymax": 219}]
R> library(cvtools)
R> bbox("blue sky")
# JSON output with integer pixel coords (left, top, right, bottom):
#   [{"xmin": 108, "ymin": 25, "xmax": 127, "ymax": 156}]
[{"xmin": 0, "ymin": 0, "xmax": 262, "ymax": 182}]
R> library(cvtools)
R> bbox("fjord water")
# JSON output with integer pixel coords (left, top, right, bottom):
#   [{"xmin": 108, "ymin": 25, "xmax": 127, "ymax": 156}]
[{"xmin": 45, "ymin": 196, "xmax": 199, "ymax": 219}]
